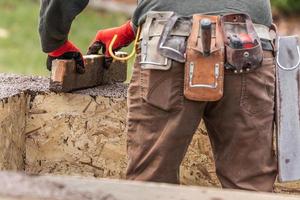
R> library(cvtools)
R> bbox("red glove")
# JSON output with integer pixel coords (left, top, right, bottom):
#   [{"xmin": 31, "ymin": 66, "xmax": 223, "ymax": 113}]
[
  {"xmin": 47, "ymin": 41, "xmax": 85, "ymax": 74},
  {"xmin": 87, "ymin": 21, "xmax": 135, "ymax": 57}
]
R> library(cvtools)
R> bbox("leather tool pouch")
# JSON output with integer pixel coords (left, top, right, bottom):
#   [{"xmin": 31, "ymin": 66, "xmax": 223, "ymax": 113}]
[
  {"xmin": 184, "ymin": 15, "xmax": 225, "ymax": 101},
  {"xmin": 139, "ymin": 11, "xmax": 174, "ymax": 70},
  {"xmin": 221, "ymin": 13, "xmax": 263, "ymax": 73}
]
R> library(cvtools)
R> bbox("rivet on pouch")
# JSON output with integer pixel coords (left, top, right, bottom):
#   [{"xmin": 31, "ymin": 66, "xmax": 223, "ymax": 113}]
[
  {"xmin": 244, "ymin": 52, "xmax": 250, "ymax": 58},
  {"xmin": 234, "ymin": 70, "xmax": 238, "ymax": 74}
]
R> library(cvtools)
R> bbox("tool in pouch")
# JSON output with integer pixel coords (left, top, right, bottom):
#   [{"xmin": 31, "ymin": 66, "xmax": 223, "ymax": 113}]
[
  {"xmin": 158, "ymin": 15, "xmax": 192, "ymax": 63},
  {"xmin": 184, "ymin": 15, "xmax": 225, "ymax": 101},
  {"xmin": 221, "ymin": 13, "xmax": 263, "ymax": 73},
  {"xmin": 139, "ymin": 11, "xmax": 192, "ymax": 70},
  {"xmin": 139, "ymin": 12, "xmax": 174, "ymax": 70}
]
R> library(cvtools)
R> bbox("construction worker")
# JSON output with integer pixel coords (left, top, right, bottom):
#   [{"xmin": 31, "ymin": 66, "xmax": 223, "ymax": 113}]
[{"xmin": 39, "ymin": 0, "xmax": 277, "ymax": 192}]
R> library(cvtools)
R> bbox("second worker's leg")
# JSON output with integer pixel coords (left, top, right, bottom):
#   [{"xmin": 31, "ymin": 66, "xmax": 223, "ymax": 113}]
[
  {"xmin": 126, "ymin": 55, "xmax": 205, "ymax": 184},
  {"xmin": 203, "ymin": 51, "xmax": 277, "ymax": 192}
]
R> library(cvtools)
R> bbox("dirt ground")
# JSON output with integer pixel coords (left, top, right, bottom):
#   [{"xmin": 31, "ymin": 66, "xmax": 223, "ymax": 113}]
[{"xmin": 274, "ymin": 14, "xmax": 300, "ymax": 35}]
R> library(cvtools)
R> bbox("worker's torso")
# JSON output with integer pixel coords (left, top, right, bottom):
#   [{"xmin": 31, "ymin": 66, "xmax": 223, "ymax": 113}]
[{"xmin": 132, "ymin": 0, "xmax": 272, "ymax": 27}]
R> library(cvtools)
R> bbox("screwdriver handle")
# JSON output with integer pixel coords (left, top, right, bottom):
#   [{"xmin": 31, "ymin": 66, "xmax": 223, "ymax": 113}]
[{"xmin": 200, "ymin": 18, "xmax": 212, "ymax": 56}]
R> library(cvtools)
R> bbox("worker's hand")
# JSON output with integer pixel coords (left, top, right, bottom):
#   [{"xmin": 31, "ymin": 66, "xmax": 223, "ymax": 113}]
[
  {"xmin": 47, "ymin": 41, "xmax": 85, "ymax": 74},
  {"xmin": 87, "ymin": 21, "xmax": 135, "ymax": 62}
]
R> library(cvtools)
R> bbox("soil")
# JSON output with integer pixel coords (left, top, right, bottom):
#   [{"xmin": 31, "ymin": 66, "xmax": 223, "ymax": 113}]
[{"xmin": 273, "ymin": 14, "xmax": 300, "ymax": 36}]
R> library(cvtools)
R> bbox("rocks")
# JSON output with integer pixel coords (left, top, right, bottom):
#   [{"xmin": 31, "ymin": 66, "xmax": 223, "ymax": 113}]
[
  {"xmin": 0, "ymin": 73, "xmax": 49, "ymax": 99},
  {"xmin": 0, "ymin": 73, "xmax": 127, "ymax": 99}
]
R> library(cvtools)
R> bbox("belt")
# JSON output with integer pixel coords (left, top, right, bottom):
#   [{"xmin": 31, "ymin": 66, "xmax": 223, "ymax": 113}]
[
  {"xmin": 254, "ymin": 24, "xmax": 274, "ymax": 51},
  {"xmin": 261, "ymin": 39, "xmax": 274, "ymax": 51},
  {"xmin": 254, "ymin": 24, "xmax": 272, "ymax": 41},
  {"xmin": 138, "ymin": 12, "xmax": 275, "ymax": 53},
  {"xmin": 139, "ymin": 20, "xmax": 273, "ymax": 39}
]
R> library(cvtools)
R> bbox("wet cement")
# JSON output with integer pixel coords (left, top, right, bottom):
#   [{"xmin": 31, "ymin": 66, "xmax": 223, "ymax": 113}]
[{"xmin": 0, "ymin": 73, "xmax": 128, "ymax": 99}]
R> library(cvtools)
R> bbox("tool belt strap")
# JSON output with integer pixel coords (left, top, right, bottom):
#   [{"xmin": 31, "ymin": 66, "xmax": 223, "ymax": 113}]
[
  {"xmin": 254, "ymin": 24, "xmax": 272, "ymax": 41},
  {"xmin": 138, "ymin": 11, "xmax": 184, "ymax": 41},
  {"xmin": 139, "ymin": 17, "xmax": 272, "ymax": 41}
]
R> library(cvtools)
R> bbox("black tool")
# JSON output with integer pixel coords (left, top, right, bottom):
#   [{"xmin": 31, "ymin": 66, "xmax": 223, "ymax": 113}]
[
  {"xmin": 229, "ymin": 34, "xmax": 243, "ymax": 49},
  {"xmin": 200, "ymin": 18, "xmax": 212, "ymax": 56}
]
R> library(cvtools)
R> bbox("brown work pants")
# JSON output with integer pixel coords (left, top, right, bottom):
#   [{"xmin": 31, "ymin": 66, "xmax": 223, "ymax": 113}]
[{"xmin": 126, "ymin": 50, "xmax": 277, "ymax": 192}]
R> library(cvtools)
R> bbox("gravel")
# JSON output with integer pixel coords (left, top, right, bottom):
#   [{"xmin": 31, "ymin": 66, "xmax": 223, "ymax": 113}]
[{"xmin": 0, "ymin": 73, "xmax": 127, "ymax": 99}]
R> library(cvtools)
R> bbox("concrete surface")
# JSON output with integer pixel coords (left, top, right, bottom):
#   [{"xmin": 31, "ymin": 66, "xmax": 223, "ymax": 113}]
[
  {"xmin": 0, "ymin": 73, "xmax": 49, "ymax": 99},
  {"xmin": 0, "ymin": 73, "xmax": 219, "ymax": 187},
  {"xmin": 25, "ymin": 93, "xmax": 128, "ymax": 179},
  {"xmin": 0, "ymin": 73, "xmax": 127, "ymax": 99}
]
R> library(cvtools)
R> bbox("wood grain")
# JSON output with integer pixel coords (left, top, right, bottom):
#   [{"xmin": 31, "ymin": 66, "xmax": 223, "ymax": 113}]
[{"xmin": 50, "ymin": 54, "xmax": 127, "ymax": 92}]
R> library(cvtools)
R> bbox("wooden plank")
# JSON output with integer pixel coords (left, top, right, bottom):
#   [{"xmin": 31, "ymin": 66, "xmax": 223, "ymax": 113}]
[
  {"xmin": 276, "ymin": 36, "xmax": 300, "ymax": 182},
  {"xmin": 103, "ymin": 52, "xmax": 128, "ymax": 84},
  {"xmin": 50, "ymin": 54, "xmax": 127, "ymax": 92},
  {"xmin": 0, "ymin": 172, "xmax": 299, "ymax": 200},
  {"xmin": 50, "ymin": 55, "xmax": 105, "ymax": 92}
]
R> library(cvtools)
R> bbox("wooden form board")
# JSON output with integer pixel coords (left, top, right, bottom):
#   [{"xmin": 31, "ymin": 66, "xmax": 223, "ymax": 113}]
[
  {"xmin": 0, "ymin": 172, "xmax": 299, "ymax": 200},
  {"xmin": 276, "ymin": 36, "xmax": 300, "ymax": 182},
  {"xmin": 50, "ymin": 54, "xmax": 127, "ymax": 92}
]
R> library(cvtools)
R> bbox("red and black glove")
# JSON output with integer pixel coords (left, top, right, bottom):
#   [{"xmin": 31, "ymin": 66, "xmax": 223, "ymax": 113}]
[
  {"xmin": 47, "ymin": 41, "xmax": 85, "ymax": 74},
  {"xmin": 87, "ymin": 21, "xmax": 135, "ymax": 65}
]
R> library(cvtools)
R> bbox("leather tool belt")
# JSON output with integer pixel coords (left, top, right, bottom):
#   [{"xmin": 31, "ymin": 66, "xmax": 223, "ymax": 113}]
[
  {"xmin": 139, "ymin": 11, "xmax": 274, "ymax": 102},
  {"xmin": 221, "ymin": 13, "xmax": 264, "ymax": 73},
  {"xmin": 184, "ymin": 15, "xmax": 225, "ymax": 101}
]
